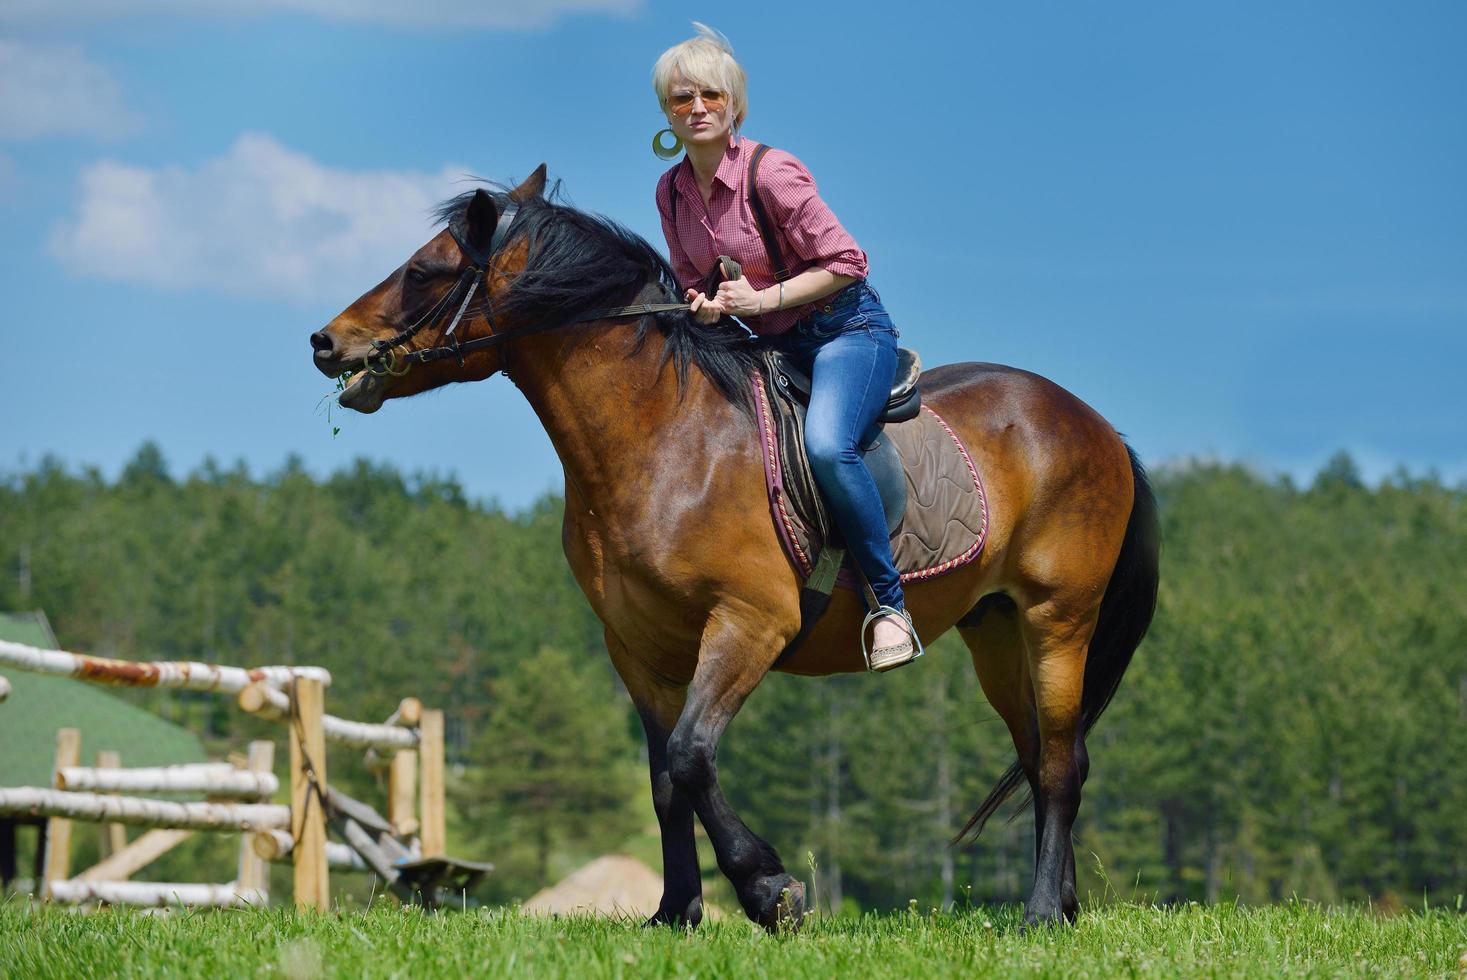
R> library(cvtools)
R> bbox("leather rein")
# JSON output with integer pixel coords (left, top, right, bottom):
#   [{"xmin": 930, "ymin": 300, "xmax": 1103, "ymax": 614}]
[{"xmin": 361, "ymin": 202, "xmax": 692, "ymax": 375}]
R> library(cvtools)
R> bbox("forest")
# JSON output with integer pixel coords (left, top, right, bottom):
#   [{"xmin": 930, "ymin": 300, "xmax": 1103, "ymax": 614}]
[{"xmin": 1, "ymin": 444, "xmax": 1463, "ymax": 911}]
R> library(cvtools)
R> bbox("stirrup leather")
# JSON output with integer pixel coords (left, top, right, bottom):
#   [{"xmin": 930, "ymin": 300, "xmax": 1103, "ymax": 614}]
[{"xmin": 860, "ymin": 605, "xmax": 925, "ymax": 673}]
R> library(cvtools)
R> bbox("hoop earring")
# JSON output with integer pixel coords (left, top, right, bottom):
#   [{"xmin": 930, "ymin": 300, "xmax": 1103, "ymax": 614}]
[{"xmin": 652, "ymin": 128, "xmax": 683, "ymax": 160}]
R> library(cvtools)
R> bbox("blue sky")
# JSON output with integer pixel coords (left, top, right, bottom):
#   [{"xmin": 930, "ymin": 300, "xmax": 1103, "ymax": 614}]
[{"xmin": 2, "ymin": 1, "xmax": 1464, "ymax": 508}]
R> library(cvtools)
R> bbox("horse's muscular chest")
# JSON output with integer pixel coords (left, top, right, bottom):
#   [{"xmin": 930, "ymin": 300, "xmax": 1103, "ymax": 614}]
[{"xmin": 560, "ymin": 498, "xmax": 708, "ymax": 654}]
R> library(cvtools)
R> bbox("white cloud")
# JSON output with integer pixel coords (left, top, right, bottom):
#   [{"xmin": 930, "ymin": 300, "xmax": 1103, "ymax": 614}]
[
  {"xmin": 50, "ymin": 133, "xmax": 471, "ymax": 303},
  {"xmin": 0, "ymin": 38, "xmax": 141, "ymax": 141},
  {"xmin": 0, "ymin": 0, "xmax": 640, "ymax": 30}
]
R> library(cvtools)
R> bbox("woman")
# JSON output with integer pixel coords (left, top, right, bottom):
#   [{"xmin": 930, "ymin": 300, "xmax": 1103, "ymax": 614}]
[{"xmin": 652, "ymin": 24, "xmax": 919, "ymax": 672}]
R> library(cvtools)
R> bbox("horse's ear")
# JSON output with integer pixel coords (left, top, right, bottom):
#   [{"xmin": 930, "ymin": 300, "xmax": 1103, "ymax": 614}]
[
  {"xmin": 464, "ymin": 188, "xmax": 499, "ymax": 257},
  {"xmin": 510, "ymin": 164, "xmax": 548, "ymax": 202}
]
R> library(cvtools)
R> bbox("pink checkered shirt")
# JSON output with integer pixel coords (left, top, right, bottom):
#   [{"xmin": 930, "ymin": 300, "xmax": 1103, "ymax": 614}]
[{"xmin": 655, "ymin": 137, "xmax": 869, "ymax": 336}]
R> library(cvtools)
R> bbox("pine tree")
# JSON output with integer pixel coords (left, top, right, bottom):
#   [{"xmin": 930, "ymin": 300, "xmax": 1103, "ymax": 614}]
[{"xmin": 452, "ymin": 646, "xmax": 639, "ymax": 897}]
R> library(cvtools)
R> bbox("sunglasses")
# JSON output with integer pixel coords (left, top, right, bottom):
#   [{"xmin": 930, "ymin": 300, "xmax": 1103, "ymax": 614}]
[{"xmin": 667, "ymin": 88, "xmax": 728, "ymax": 115}]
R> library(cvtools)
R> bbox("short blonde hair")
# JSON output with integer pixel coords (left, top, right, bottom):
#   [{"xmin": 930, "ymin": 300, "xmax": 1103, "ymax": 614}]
[{"xmin": 652, "ymin": 23, "xmax": 748, "ymax": 128}]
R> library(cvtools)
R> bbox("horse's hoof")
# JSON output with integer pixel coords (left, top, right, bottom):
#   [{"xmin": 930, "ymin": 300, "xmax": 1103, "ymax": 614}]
[
  {"xmin": 776, "ymin": 879, "xmax": 807, "ymax": 931},
  {"xmin": 643, "ymin": 896, "xmax": 702, "ymax": 929},
  {"xmin": 750, "ymin": 875, "xmax": 805, "ymax": 933},
  {"xmin": 1021, "ymin": 904, "xmax": 1071, "ymax": 931}
]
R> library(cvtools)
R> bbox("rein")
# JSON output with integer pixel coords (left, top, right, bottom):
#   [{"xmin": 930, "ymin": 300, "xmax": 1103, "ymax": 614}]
[{"xmin": 363, "ymin": 202, "xmax": 694, "ymax": 374}]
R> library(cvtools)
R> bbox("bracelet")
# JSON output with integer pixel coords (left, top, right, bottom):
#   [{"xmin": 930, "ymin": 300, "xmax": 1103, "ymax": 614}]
[
  {"xmin": 777, "ymin": 282, "xmax": 785, "ymax": 311},
  {"xmin": 756, "ymin": 288, "xmax": 765, "ymax": 315}
]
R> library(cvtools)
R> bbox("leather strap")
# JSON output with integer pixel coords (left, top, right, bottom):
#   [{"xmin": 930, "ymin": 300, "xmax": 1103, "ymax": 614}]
[
  {"xmin": 746, "ymin": 144, "xmax": 792, "ymax": 282},
  {"xmin": 391, "ymin": 292, "xmax": 690, "ymax": 367}
]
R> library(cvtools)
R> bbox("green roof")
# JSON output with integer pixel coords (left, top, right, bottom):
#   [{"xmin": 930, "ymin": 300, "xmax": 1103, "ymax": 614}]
[
  {"xmin": 0, "ymin": 612, "xmax": 208, "ymax": 788},
  {"xmin": 0, "ymin": 610, "xmax": 55, "ymax": 649}
]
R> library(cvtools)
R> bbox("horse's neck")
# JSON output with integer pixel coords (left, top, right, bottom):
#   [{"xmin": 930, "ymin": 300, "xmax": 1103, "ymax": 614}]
[{"xmin": 507, "ymin": 318, "xmax": 737, "ymax": 523}]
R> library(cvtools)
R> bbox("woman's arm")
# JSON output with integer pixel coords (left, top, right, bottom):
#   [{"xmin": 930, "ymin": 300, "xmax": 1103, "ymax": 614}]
[
  {"xmin": 714, "ymin": 150, "xmax": 866, "ymax": 317},
  {"xmin": 714, "ymin": 267, "xmax": 855, "ymax": 318}
]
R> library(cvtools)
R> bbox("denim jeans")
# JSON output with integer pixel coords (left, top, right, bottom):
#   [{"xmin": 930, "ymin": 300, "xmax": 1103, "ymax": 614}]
[{"xmin": 775, "ymin": 280, "xmax": 904, "ymax": 611}]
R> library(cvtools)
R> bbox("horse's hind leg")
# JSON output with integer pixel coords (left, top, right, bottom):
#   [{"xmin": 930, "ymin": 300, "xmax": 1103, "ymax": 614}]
[
  {"xmin": 962, "ymin": 588, "xmax": 1097, "ymax": 924},
  {"xmin": 1015, "ymin": 595, "xmax": 1099, "ymax": 925},
  {"xmin": 959, "ymin": 598, "xmax": 1044, "ymax": 875}
]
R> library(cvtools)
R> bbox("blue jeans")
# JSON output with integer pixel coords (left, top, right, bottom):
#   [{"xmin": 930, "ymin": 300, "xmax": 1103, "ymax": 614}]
[{"xmin": 776, "ymin": 281, "xmax": 904, "ymax": 611}]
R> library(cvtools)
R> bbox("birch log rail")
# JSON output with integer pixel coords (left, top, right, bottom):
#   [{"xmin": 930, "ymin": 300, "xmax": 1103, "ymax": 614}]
[
  {"xmin": 237, "ymin": 682, "xmax": 419, "ymax": 751},
  {"xmin": 46, "ymin": 879, "xmax": 268, "ymax": 908},
  {"xmin": 364, "ymin": 696, "xmax": 423, "ymax": 769},
  {"xmin": 0, "ymin": 788, "xmax": 290, "ymax": 832},
  {"xmin": 57, "ymin": 763, "xmax": 279, "ymax": 799},
  {"xmin": 252, "ymin": 828, "xmax": 371, "ymax": 871},
  {"xmin": 0, "ymin": 638, "xmax": 330, "ymax": 692}
]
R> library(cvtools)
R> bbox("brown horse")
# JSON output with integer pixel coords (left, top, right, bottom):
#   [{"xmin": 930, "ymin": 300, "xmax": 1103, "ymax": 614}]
[{"xmin": 309, "ymin": 168, "xmax": 1159, "ymax": 929}]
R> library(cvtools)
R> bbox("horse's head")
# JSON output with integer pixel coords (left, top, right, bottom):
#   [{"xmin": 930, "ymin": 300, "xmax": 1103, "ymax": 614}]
[{"xmin": 309, "ymin": 166, "xmax": 548, "ymax": 413}]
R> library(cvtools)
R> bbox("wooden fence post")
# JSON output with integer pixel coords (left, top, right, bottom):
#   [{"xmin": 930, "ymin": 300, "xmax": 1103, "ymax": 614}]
[
  {"xmin": 388, "ymin": 697, "xmax": 421, "ymax": 838},
  {"xmin": 389, "ymin": 751, "xmax": 419, "ymax": 839},
  {"xmin": 41, "ymin": 727, "xmax": 82, "ymax": 898},
  {"xmin": 95, "ymin": 750, "xmax": 127, "ymax": 859},
  {"xmin": 237, "ymin": 740, "xmax": 275, "ymax": 903},
  {"xmin": 419, "ymin": 709, "xmax": 445, "ymax": 859},
  {"xmin": 289, "ymin": 679, "xmax": 329, "ymax": 911}
]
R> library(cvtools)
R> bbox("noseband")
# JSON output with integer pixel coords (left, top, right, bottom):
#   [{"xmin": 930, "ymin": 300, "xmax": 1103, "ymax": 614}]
[{"xmin": 363, "ymin": 200, "xmax": 692, "ymax": 375}]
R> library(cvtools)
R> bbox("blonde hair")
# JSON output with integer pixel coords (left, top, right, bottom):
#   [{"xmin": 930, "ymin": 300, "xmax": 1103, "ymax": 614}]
[{"xmin": 652, "ymin": 22, "xmax": 748, "ymax": 128}]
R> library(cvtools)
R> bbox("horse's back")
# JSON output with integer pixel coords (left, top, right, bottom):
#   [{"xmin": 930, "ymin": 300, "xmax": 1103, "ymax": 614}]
[
  {"xmin": 915, "ymin": 360, "xmax": 1134, "ymax": 550},
  {"xmin": 919, "ymin": 361, "xmax": 1124, "ymax": 452}
]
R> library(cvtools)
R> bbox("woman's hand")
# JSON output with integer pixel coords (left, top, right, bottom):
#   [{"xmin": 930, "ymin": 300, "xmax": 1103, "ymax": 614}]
[
  {"xmin": 714, "ymin": 275, "xmax": 767, "ymax": 318},
  {"xmin": 685, "ymin": 288, "xmax": 726, "ymax": 325}
]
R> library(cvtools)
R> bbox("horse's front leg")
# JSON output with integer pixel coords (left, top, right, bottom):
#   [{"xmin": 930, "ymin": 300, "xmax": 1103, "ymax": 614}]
[
  {"xmin": 607, "ymin": 637, "xmax": 702, "ymax": 927},
  {"xmin": 666, "ymin": 606, "xmax": 804, "ymax": 931},
  {"xmin": 639, "ymin": 708, "xmax": 705, "ymax": 926}
]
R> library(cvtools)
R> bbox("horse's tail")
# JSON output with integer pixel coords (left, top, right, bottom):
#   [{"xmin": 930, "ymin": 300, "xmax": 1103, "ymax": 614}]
[{"xmin": 954, "ymin": 442, "xmax": 1160, "ymax": 844}]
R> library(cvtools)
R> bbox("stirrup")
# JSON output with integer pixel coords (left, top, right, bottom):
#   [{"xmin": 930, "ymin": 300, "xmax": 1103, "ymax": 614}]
[{"xmin": 860, "ymin": 605, "xmax": 925, "ymax": 673}]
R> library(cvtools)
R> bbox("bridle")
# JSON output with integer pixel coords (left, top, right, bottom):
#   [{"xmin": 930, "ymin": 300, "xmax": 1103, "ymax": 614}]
[{"xmin": 362, "ymin": 200, "xmax": 691, "ymax": 375}]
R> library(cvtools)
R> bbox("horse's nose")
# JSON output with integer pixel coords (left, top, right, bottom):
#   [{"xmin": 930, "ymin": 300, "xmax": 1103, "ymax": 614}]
[{"xmin": 310, "ymin": 331, "xmax": 337, "ymax": 356}]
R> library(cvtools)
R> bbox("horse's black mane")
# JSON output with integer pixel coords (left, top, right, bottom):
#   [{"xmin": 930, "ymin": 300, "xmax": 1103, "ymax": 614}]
[{"xmin": 434, "ymin": 184, "xmax": 759, "ymax": 414}]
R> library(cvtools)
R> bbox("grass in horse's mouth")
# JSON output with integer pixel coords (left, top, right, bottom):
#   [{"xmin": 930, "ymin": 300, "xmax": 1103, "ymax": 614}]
[
  {"xmin": 335, "ymin": 368, "xmax": 368, "ymax": 398},
  {"xmin": 316, "ymin": 370, "xmax": 361, "ymax": 438}
]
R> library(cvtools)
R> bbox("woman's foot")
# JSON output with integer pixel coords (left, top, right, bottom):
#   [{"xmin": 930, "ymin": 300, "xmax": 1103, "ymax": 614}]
[{"xmin": 867, "ymin": 611, "xmax": 919, "ymax": 672}]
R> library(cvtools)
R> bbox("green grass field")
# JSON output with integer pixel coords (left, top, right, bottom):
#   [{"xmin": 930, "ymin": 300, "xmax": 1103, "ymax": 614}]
[{"xmin": 2, "ymin": 901, "xmax": 1463, "ymax": 978}]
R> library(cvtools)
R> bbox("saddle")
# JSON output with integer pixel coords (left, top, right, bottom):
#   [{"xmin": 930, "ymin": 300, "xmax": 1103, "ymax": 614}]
[
  {"xmin": 763, "ymin": 347, "xmax": 922, "ymax": 541},
  {"xmin": 769, "ymin": 348, "xmax": 924, "ymax": 423},
  {"xmin": 753, "ymin": 353, "xmax": 991, "ymax": 665}
]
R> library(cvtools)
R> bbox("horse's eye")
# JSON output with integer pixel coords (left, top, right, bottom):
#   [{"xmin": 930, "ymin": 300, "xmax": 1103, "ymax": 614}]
[{"xmin": 406, "ymin": 267, "xmax": 430, "ymax": 284}]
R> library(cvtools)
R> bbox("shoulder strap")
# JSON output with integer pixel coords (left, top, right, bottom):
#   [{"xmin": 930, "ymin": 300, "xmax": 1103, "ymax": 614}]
[{"xmin": 747, "ymin": 144, "xmax": 793, "ymax": 282}]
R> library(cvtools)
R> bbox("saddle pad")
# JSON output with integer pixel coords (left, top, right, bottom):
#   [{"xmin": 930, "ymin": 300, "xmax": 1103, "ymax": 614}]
[{"xmin": 750, "ymin": 371, "xmax": 989, "ymax": 588}]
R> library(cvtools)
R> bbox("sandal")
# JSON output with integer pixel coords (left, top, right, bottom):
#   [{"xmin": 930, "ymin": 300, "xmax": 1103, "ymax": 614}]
[{"xmin": 861, "ymin": 605, "xmax": 925, "ymax": 673}]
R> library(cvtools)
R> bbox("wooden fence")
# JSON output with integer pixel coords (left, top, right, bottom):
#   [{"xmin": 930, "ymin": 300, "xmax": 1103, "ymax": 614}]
[{"xmin": 0, "ymin": 640, "xmax": 446, "ymax": 910}]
